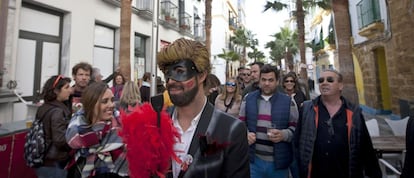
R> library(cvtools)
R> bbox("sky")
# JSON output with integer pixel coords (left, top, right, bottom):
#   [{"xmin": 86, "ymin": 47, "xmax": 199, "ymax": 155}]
[{"xmin": 245, "ymin": 0, "xmax": 291, "ymax": 58}]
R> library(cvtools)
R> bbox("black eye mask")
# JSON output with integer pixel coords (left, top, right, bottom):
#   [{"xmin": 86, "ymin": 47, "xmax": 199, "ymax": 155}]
[{"xmin": 165, "ymin": 60, "xmax": 199, "ymax": 82}]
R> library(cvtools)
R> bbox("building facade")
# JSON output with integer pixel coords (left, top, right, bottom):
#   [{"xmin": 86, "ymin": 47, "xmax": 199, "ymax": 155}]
[
  {"xmin": 349, "ymin": 0, "xmax": 414, "ymax": 117},
  {"xmin": 0, "ymin": 0, "xmax": 205, "ymax": 123}
]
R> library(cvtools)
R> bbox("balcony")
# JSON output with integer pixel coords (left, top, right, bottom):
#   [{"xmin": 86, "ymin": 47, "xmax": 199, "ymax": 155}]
[
  {"xmin": 179, "ymin": 12, "xmax": 191, "ymax": 34},
  {"xmin": 160, "ymin": 0, "xmax": 178, "ymax": 29},
  {"xmin": 358, "ymin": 22, "xmax": 384, "ymax": 39},
  {"xmin": 356, "ymin": 0, "xmax": 384, "ymax": 38},
  {"xmin": 229, "ymin": 17, "xmax": 238, "ymax": 30},
  {"xmin": 135, "ymin": 0, "xmax": 153, "ymax": 20}
]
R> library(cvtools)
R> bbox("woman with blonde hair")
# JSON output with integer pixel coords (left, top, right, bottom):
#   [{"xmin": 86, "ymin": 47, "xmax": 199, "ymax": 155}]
[
  {"xmin": 214, "ymin": 77, "xmax": 242, "ymax": 118},
  {"xmin": 119, "ymin": 81, "xmax": 141, "ymax": 112}
]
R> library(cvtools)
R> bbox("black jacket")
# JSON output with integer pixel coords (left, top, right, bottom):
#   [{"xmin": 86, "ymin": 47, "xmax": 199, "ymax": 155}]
[
  {"xmin": 402, "ymin": 116, "xmax": 414, "ymax": 178},
  {"xmin": 36, "ymin": 100, "xmax": 72, "ymax": 166},
  {"xmin": 295, "ymin": 96, "xmax": 381, "ymax": 178}
]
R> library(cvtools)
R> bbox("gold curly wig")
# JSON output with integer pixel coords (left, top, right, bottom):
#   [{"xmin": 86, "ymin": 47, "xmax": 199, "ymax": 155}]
[{"xmin": 157, "ymin": 38, "xmax": 211, "ymax": 74}]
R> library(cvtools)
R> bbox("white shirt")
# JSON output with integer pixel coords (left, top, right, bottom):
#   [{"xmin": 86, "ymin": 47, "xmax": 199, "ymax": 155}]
[{"xmin": 172, "ymin": 99, "xmax": 207, "ymax": 178}]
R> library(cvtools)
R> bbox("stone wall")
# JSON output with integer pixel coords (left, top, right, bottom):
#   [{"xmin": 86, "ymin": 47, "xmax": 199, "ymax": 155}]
[
  {"xmin": 354, "ymin": 0, "xmax": 414, "ymax": 114},
  {"xmin": 386, "ymin": 0, "xmax": 414, "ymax": 114},
  {"xmin": 353, "ymin": 41, "xmax": 384, "ymax": 110}
]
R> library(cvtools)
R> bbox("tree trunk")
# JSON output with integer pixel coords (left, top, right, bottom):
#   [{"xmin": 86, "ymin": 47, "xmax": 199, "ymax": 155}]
[
  {"xmin": 296, "ymin": 0, "xmax": 309, "ymax": 99},
  {"xmin": 242, "ymin": 47, "xmax": 246, "ymax": 65},
  {"xmin": 119, "ymin": 0, "xmax": 132, "ymax": 81},
  {"xmin": 205, "ymin": 0, "xmax": 212, "ymax": 56},
  {"xmin": 331, "ymin": 0, "xmax": 358, "ymax": 104}
]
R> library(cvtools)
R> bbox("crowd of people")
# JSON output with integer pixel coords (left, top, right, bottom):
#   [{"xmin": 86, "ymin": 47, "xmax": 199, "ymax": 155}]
[{"xmin": 27, "ymin": 38, "xmax": 412, "ymax": 178}]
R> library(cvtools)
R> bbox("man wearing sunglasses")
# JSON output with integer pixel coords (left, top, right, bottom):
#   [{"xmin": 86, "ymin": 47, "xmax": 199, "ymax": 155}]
[
  {"xmin": 237, "ymin": 67, "xmax": 251, "ymax": 92},
  {"xmin": 242, "ymin": 62, "xmax": 264, "ymax": 97},
  {"xmin": 294, "ymin": 69, "xmax": 381, "ymax": 178},
  {"xmin": 156, "ymin": 38, "xmax": 250, "ymax": 178}
]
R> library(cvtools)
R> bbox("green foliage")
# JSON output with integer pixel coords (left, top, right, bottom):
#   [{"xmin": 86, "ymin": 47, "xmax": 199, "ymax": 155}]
[
  {"xmin": 265, "ymin": 27, "xmax": 298, "ymax": 64},
  {"xmin": 217, "ymin": 49, "xmax": 240, "ymax": 62},
  {"xmin": 230, "ymin": 28, "xmax": 252, "ymax": 47},
  {"xmin": 263, "ymin": 1, "xmax": 287, "ymax": 12}
]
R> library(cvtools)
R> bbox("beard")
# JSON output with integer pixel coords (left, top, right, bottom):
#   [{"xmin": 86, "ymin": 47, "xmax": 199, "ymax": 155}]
[{"xmin": 168, "ymin": 82, "xmax": 199, "ymax": 107}]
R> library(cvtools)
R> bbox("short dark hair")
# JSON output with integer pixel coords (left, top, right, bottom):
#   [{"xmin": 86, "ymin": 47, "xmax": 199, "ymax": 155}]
[
  {"xmin": 72, "ymin": 62, "xmax": 93, "ymax": 76},
  {"xmin": 237, "ymin": 66, "xmax": 246, "ymax": 72},
  {"xmin": 260, "ymin": 64, "xmax": 279, "ymax": 80},
  {"xmin": 249, "ymin": 61, "xmax": 264, "ymax": 68},
  {"xmin": 142, "ymin": 72, "xmax": 151, "ymax": 81}
]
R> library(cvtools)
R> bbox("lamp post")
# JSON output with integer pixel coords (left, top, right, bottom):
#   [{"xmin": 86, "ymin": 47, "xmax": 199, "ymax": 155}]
[{"xmin": 194, "ymin": 15, "xmax": 201, "ymax": 38}]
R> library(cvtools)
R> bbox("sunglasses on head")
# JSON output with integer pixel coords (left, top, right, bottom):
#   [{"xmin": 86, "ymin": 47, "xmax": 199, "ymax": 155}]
[
  {"xmin": 284, "ymin": 80, "xmax": 295, "ymax": 83},
  {"xmin": 52, "ymin": 75, "xmax": 64, "ymax": 89},
  {"xmin": 318, "ymin": 76, "xmax": 335, "ymax": 83},
  {"xmin": 226, "ymin": 82, "xmax": 236, "ymax": 87}
]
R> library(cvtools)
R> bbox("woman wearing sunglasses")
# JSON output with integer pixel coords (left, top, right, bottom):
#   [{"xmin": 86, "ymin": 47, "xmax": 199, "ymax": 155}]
[
  {"xmin": 214, "ymin": 77, "xmax": 242, "ymax": 118},
  {"xmin": 282, "ymin": 72, "xmax": 307, "ymax": 109}
]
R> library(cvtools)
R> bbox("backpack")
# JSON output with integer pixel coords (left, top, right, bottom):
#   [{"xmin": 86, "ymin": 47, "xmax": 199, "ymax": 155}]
[{"xmin": 24, "ymin": 108, "xmax": 55, "ymax": 168}]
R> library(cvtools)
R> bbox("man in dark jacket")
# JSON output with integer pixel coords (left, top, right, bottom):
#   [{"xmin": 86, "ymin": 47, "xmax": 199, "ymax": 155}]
[
  {"xmin": 157, "ymin": 38, "xmax": 250, "ymax": 178},
  {"xmin": 402, "ymin": 115, "xmax": 414, "ymax": 178},
  {"xmin": 239, "ymin": 64, "xmax": 298, "ymax": 178},
  {"xmin": 294, "ymin": 69, "xmax": 381, "ymax": 178}
]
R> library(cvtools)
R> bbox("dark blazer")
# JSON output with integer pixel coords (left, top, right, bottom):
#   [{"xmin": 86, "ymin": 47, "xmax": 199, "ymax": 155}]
[
  {"xmin": 402, "ymin": 116, "xmax": 414, "ymax": 178},
  {"xmin": 167, "ymin": 102, "xmax": 250, "ymax": 178}
]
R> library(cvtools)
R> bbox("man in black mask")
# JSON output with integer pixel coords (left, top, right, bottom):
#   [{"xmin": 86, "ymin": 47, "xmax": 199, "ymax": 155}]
[{"xmin": 157, "ymin": 38, "xmax": 250, "ymax": 178}]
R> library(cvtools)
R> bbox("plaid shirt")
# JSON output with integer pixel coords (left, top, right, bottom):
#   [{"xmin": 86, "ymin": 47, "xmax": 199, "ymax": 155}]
[{"xmin": 65, "ymin": 110, "xmax": 128, "ymax": 177}]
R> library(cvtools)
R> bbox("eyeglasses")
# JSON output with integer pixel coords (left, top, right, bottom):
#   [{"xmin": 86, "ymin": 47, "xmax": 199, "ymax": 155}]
[
  {"xmin": 241, "ymin": 73, "xmax": 250, "ymax": 76},
  {"xmin": 52, "ymin": 75, "xmax": 64, "ymax": 89},
  {"xmin": 284, "ymin": 80, "xmax": 295, "ymax": 83},
  {"xmin": 225, "ymin": 82, "xmax": 236, "ymax": 87},
  {"xmin": 318, "ymin": 76, "xmax": 335, "ymax": 84}
]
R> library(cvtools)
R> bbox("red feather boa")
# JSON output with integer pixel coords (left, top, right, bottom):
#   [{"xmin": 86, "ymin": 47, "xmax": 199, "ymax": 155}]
[{"xmin": 118, "ymin": 103, "xmax": 180, "ymax": 178}]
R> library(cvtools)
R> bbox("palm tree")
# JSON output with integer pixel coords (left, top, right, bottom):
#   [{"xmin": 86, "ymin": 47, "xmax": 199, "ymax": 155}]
[
  {"xmin": 205, "ymin": 0, "xmax": 212, "ymax": 55},
  {"xmin": 248, "ymin": 47, "xmax": 265, "ymax": 62},
  {"xmin": 230, "ymin": 28, "xmax": 252, "ymax": 65},
  {"xmin": 217, "ymin": 49, "xmax": 240, "ymax": 78},
  {"xmin": 266, "ymin": 27, "xmax": 298, "ymax": 71},
  {"xmin": 265, "ymin": 1, "xmax": 305, "ymax": 75},
  {"xmin": 248, "ymin": 38, "xmax": 265, "ymax": 62},
  {"xmin": 265, "ymin": 0, "xmax": 330, "ymax": 99},
  {"xmin": 119, "ymin": 0, "xmax": 132, "ymax": 81},
  {"xmin": 331, "ymin": 0, "xmax": 358, "ymax": 104}
]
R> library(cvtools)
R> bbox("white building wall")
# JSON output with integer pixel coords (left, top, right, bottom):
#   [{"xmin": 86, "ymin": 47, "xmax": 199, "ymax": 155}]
[
  {"xmin": 211, "ymin": 0, "xmax": 231, "ymax": 84},
  {"xmin": 1, "ymin": 0, "xmax": 203, "ymax": 122}
]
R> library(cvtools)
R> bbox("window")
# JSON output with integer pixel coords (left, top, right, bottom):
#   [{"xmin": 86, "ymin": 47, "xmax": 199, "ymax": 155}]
[
  {"xmin": 16, "ymin": 3, "xmax": 62, "ymax": 100},
  {"xmin": 93, "ymin": 24, "xmax": 115, "ymax": 82},
  {"xmin": 357, "ymin": 0, "xmax": 381, "ymax": 29},
  {"xmin": 134, "ymin": 35, "xmax": 147, "ymax": 80}
]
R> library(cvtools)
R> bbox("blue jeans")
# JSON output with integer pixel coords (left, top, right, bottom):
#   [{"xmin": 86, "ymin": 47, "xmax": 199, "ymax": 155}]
[
  {"xmin": 250, "ymin": 156, "xmax": 289, "ymax": 178},
  {"xmin": 35, "ymin": 163, "xmax": 67, "ymax": 178}
]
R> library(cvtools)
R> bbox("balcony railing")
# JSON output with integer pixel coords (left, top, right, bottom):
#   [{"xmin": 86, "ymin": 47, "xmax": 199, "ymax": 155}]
[
  {"xmin": 357, "ymin": 0, "xmax": 381, "ymax": 29},
  {"xmin": 136, "ymin": 0, "xmax": 152, "ymax": 11},
  {"xmin": 194, "ymin": 23, "xmax": 205, "ymax": 41},
  {"xmin": 229, "ymin": 17, "xmax": 238, "ymax": 30},
  {"xmin": 179, "ymin": 12, "xmax": 191, "ymax": 32},
  {"xmin": 160, "ymin": 0, "xmax": 178, "ymax": 26}
]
